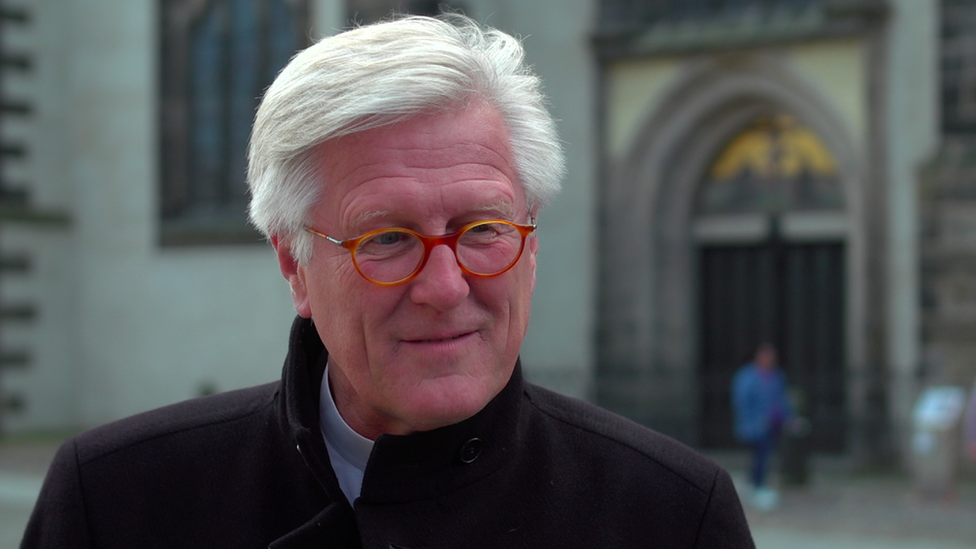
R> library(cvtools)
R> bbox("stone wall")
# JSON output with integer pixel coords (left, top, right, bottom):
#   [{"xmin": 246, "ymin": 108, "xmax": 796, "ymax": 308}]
[{"xmin": 919, "ymin": 141, "xmax": 976, "ymax": 389}]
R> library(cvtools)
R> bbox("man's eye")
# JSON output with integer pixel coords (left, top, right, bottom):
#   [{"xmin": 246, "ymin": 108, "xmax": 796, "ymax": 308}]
[
  {"xmin": 375, "ymin": 231, "xmax": 405, "ymax": 245},
  {"xmin": 358, "ymin": 231, "xmax": 415, "ymax": 256},
  {"xmin": 462, "ymin": 223, "xmax": 517, "ymax": 247},
  {"xmin": 467, "ymin": 223, "xmax": 501, "ymax": 236}
]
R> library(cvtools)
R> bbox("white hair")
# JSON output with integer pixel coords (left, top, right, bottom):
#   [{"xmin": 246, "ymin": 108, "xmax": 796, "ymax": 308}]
[{"xmin": 247, "ymin": 14, "xmax": 565, "ymax": 263}]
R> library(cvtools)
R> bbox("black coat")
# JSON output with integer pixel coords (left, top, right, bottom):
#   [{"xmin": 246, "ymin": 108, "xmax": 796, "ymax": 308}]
[{"xmin": 22, "ymin": 317, "xmax": 755, "ymax": 548}]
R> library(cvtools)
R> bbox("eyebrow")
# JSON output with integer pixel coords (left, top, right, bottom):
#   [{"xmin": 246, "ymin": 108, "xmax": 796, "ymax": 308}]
[
  {"xmin": 470, "ymin": 200, "xmax": 518, "ymax": 219},
  {"xmin": 351, "ymin": 209, "xmax": 394, "ymax": 226}
]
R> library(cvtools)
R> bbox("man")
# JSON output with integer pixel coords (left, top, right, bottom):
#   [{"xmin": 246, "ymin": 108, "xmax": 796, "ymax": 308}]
[
  {"xmin": 731, "ymin": 343, "xmax": 793, "ymax": 511},
  {"xmin": 23, "ymin": 15, "xmax": 754, "ymax": 548}
]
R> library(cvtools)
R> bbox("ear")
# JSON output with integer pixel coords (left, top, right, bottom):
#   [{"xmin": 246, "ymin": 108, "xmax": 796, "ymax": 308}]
[
  {"xmin": 272, "ymin": 235, "xmax": 312, "ymax": 318},
  {"xmin": 527, "ymin": 232, "xmax": 539, "ymax": 293}
]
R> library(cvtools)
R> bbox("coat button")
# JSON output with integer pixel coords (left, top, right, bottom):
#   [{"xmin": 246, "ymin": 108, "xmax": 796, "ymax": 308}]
[{"xmin": 459, "ymin": 438, "xmax": 483, "ymax": 464}]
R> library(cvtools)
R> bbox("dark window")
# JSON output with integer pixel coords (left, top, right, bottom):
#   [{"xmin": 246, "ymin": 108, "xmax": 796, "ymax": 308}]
[
  {"xmin": 346, "ymin": 0, "xmax": 468, "ymax": 25},
  {"xmin": 598, "ymin": 0, "xmax": 818, "ymax": 30},
  {"xmin": 942, "ymin": 0, "xmax": 976, "ymax": 135},
  {"xmin": 160, "ymin": 0, "xmax": 310, "ymax": 245}
]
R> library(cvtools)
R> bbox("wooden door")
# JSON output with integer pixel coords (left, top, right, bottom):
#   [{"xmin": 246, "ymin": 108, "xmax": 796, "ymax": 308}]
[{"xmin": 699, "ymin": 242, "xmax": 846, "ymax": 453}]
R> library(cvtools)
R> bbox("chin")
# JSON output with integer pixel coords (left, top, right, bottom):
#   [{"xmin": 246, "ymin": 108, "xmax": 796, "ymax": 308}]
[{"xmin": 404, "ymin": 375, "xmax": 505, "ymax": 430}]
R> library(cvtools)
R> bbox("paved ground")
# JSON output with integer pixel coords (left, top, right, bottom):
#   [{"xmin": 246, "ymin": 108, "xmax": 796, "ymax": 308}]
[
  {"xmin": 736, "ymin": 471, "xmax": 976, "ymax": 548},
  {"xmin": 1, "ymin": 438, "xmax": 974, "ymax": 548},
  {"xmin": 719, "ymin": 452, "xmax": 976, "ymax": 549}
]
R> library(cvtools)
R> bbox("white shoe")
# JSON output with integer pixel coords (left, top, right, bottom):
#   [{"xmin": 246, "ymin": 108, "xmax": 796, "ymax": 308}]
[{"xmin": 752, "ymin": 487, "xmax": 779, "ymax": 511}]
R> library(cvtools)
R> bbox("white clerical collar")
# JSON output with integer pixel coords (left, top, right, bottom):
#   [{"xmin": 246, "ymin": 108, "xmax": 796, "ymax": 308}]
[{"xmin": 320, "ymin": 364, "xmax": 374, "ymax": 505}]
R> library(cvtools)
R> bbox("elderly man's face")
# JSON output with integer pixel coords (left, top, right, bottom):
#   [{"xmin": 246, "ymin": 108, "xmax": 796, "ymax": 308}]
[{"xmin": 275, "ymin": 102, "xmax": 537, "ymax": 439}]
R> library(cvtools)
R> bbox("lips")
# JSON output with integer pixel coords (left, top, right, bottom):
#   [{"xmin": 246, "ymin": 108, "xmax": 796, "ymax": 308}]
[
  {"xmin": 416, "ymin": 334, "xmax": 465, "ymax": 343},
  {"xmin": 405, "ymin": 331, "xmax": 474, "ymax": 344}
]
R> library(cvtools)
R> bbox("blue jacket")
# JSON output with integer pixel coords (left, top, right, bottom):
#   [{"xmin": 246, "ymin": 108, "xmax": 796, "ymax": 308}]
[{"xmin": 731, "ymin": 363, "xmax": 792, "ymax": 443}]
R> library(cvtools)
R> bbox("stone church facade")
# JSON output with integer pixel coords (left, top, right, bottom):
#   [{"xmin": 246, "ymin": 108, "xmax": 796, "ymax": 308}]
[{"xmin": 1, "ymin": 0, "xmax": 970, "ymax": 468}]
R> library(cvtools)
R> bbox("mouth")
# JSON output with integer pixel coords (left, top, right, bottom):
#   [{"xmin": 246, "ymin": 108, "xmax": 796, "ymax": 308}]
[
  {"xmin": 415, "ymin": 334, "xmax": 466, "ymax": 343},
  {"xmin": 405, "ymin": 331, "xmax": 475, "ymax": 344}
]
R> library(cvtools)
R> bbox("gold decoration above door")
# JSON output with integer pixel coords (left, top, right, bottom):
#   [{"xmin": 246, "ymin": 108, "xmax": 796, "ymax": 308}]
[{"xmin": 697, "ymin": 115, "xmax": 843, "ymax": 215}]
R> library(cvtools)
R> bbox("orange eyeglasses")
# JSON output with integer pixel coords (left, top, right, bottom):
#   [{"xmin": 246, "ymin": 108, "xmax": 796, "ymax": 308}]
[{"xmin": 305, "ymin": 219, "xmax": 537, "ymax": 286}]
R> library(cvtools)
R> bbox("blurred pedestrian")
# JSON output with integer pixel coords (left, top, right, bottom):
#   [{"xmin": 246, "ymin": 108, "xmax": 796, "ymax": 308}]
[
  {"xmin": 966, "ymin": 378, "xmax": 976, "ymax": 462},
  {"xmin": 732, "ymin": 343, "xmax": 793, "ymax": 510}
]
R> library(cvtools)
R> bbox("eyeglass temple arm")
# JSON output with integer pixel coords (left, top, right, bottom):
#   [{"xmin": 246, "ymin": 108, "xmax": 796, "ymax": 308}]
[{"xmin": 305, "ymin": 227, "xmax": 346, "ymax": 247}]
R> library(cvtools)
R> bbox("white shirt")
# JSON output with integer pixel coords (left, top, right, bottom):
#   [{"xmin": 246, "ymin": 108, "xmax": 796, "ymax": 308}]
[{"xmin": 319, "ymin": 365, "xmax": 375, "ymax": 505}]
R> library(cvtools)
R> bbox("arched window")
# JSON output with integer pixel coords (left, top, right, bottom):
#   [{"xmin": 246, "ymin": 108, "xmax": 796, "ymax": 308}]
[
  {"xmin": 696, "ymin": 115, "xmax": 843, "ymax": 215},
  {"xmin": 160, "ymin": 0, "xmax": 310, "ymax": 245}
]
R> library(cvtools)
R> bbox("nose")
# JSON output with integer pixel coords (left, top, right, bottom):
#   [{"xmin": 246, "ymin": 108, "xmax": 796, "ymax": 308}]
[{"xmin": 408, "ymin": 243, "xmax": 469, "ymax": 310}]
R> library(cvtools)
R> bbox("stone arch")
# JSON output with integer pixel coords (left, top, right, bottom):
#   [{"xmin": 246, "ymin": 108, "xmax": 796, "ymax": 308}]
[{"xmin": 597, "ymin": 52, "xmax": 866, "ymax": 444}]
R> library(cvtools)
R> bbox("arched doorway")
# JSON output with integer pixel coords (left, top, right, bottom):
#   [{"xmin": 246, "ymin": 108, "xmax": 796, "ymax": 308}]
[
  {"xmin": 597, "ymin": 54, "xmax": 868, "ymax": 452},
  {"xmin": 694, "ymin": 115, "xmax": 848, "ymax": 453}
]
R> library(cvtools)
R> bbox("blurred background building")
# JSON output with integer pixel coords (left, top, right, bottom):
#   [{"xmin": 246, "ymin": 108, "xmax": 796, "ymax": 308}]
[{"xmin": 0, "ymin": 0, "xmax": 971, "ymax": 470}]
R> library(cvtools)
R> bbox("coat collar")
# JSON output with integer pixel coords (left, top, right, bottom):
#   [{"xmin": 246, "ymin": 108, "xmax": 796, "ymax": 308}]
[
  {"xmin": 361, "ymin": 356, "xmax": 524, "ymax": 504},
  {"xmin": 279, "ymin": 315, "xmax": 525, "ymax": 506}
]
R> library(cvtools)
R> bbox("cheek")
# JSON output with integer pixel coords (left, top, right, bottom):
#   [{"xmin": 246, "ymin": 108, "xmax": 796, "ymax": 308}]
[
  {"xmin": 306, "ymin": 252, "xmax": 365, "ymax": 307},
  {"xmin": 492, "ymin": 260, "xmax": 536, "ymax": 340},
  {"xmin": 311, "ymin": 270, "xmax": 404, "ymax": 352},
  {"xmin": 305, "ymin": 260, "xmax": 368, "ymax": 341},
  {"xmin": 516, "ymin": 248, "xmax": 537, "ymax": 300},
  {"xmin": 516, "ymin": 261, "xmax": 537, "ymax": 328}
]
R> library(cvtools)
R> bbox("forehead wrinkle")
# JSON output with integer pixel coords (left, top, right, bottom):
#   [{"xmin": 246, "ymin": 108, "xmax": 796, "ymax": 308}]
[
  {"xmin": 330, "ymin": 156, "xmax": 512, "ymax": 198},
  {"xmin": 467, "ymin": 199, "xmax": 518, "ymax": 219},
  {"xmin": 342, "ymin": 184, "xmax": 518, "ymax": 234},
  {"xmin": 435, "ymin": 180, "xmax": 521, "ymax": 223},
  {"xmin": 337, "ymin": 184, "xmax": 420, "ymax": 231},
  {"xmin": 352, "ymin": 208, "xmax": 395, "ymax": 227},
  {"xmin": 334, "ymin": 160, "xmax": 518, "ymax": 226},
  {"xmin": 396, "ymin": 142, "xmax": 513, "ymax": 172}
]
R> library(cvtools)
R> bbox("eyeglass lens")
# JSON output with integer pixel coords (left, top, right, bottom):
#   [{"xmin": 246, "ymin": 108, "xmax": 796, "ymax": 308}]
[{"xmin": 352, "ymin": 222, "xmax": 525, "ymax": 284}]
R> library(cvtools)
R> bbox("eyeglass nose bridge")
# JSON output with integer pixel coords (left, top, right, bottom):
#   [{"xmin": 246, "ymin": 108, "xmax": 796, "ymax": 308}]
[{"xmin": 407, "ymin": 231, "xmax": 467, "ymax": 281}]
